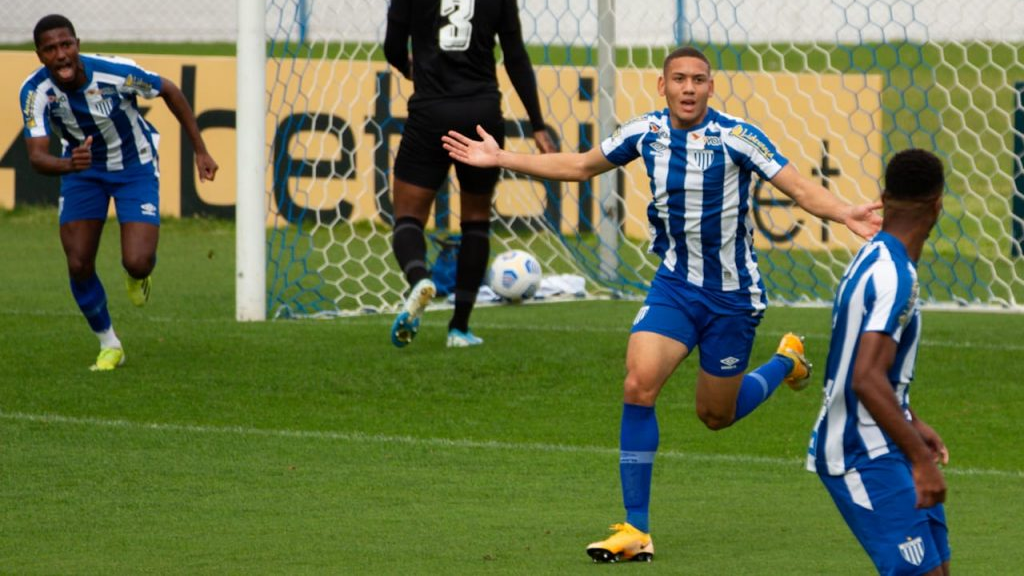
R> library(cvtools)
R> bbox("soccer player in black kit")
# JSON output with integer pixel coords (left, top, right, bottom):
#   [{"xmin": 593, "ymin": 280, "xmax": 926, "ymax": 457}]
[{"xmin": 384, "ymin": 0, "xmax": 556, "ymax": 349}]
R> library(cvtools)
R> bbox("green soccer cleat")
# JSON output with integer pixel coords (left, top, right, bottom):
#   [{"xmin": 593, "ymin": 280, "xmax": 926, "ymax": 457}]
[
  {"xmin": 777, "ymin": 332, "xmax": 812, "ymax": 391},
  {"xmin": 586, "ymin": 523, "xmax": 654, "ymax": 563},
  {"xmin": 446, "ymin": 328, "xmax": 484, "ymax": 348},
  {"xmin": 125, "ymin": 274, "xmax": 152, "ymax": 307},
  {"xmin": 90, "ymin": 347, "xmax": 125, "ymax": 372},
  {"xmin": 390, "ymin": 279, "xmax": 436, "ymax": 348}
]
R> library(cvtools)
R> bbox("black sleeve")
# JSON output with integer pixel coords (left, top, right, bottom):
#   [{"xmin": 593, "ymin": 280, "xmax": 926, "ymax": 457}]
[
  {"xmin": 497, "ymin": 0, "xmax": 546, "ymax": 132},
  {"xmin": 383, "ymin": 0, "xmax": 411, "ymax": 79}
]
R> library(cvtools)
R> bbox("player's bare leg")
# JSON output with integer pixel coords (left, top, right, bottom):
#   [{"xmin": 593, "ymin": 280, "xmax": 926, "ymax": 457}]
[
  {"xmin": 695, "ymin": 371, "xmax": 745, "ymax": 430},
  {"xmin": 121, "ymin": 221, "xmax": 158, "ymax": 307}
]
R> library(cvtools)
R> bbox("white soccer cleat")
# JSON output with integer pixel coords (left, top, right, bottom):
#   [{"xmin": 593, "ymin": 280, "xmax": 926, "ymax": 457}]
[{"xmin": 390, "ymin": 279, "xmax": 436, "ymax": 348}]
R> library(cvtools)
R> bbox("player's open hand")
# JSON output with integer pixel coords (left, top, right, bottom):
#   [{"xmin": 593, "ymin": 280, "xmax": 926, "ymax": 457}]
[
  {"xmin": 70, "ymin": 136, "xmax": 92, "ymax": 171},
  {"xmin": 442, "ymin": 125, "xmax": 501, "ymax": 168},
  {"xmin": 845, "ymin": 201, "xmax": 883, "ymax": 239},
  {"xmin": 196, "ymin": 151, "xmax": 219, "ymax": 182}
]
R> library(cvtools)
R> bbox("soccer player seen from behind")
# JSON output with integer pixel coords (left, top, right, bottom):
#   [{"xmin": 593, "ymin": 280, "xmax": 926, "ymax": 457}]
[
  {"xmin": 806, "ymin": 149, "xmax": 950, "ymax": 575},
  {"xmin": 443, "ymin": 46, "xmax": 883, "ymax": 562},
  {"xmin": 383, "ymin": 0, "xmax": 556, "ymax": 349},
  {"xmin": 19, "ymin": 14, "xmax": 218, "ymax": 371}
]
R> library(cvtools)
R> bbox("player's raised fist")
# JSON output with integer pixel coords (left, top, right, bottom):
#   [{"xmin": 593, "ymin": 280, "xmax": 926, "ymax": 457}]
[{"xmin": 70, "ymin": 135, "xmax": 92, "ymax": 171}]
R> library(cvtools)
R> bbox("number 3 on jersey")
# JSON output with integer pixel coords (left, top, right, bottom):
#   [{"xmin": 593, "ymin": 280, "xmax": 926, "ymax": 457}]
[{"xmin": 439, "ymin": 0, "xmax": 475, "ymax": 51}]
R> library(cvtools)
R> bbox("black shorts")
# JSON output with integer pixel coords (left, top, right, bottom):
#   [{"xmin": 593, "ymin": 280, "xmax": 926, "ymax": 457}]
[{"xmin": 394, "ymin": 97, "xmax": 505, "ymax": 194}]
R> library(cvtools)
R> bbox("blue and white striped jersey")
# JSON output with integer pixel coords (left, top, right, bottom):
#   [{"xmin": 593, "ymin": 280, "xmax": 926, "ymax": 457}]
[
  {"xmin": 600, "ymin": 107, "xmax": 788, "ymax": 313},
  {"xmin": 19, "ymin": 54, "xmax": 163, "ymax": 172},
  {"xmin": 806, "ymin": 231, "xmax": 923, "ymax": 476}
]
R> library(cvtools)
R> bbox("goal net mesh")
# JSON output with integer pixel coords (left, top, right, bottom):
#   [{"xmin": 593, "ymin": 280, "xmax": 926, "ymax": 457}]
[{"xmin": 263, "ymin": 0, "xmax": 1024, "ymax": 317}]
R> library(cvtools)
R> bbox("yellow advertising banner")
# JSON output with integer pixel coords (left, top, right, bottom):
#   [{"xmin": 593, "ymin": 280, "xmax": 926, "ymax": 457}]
[{"xmin": 0, "ymin": 51, "xmax": 881, "ymax": 251}]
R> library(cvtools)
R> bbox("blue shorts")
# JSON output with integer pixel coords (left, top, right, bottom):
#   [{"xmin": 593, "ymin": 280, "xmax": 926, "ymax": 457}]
[
  {"xmin": 632, "ymin": 269, "xmax": 761, "ymax": 377},
  {"xmin": 59, "ymin": 163, "xmax": 160, "ymax": 226},
  {"xmin": 819, "ymin": 455, "xmax": 950, "ymax": 575}
]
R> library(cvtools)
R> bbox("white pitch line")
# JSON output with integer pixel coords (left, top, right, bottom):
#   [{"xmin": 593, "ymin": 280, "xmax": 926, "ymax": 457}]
[
  {"xmin": 5, "ymin": 310, "xmax": 1023, "ymax": 352},
  {"xmin": 1, "ymin": 411, "xmax": 1020, "ymax": 480}
]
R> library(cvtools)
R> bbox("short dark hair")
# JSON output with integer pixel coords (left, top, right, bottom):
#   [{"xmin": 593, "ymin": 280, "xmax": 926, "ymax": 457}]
[
  {"xmin": 33, "ymin": 14, "xmax": 76, "ymax": 48},
  {"xmin": 663, "ymin": 47, "xmax": 712, "ymax": 75},
  {"xmin": 884, "ymin": 149, "xmax": 945, "ymax": 201}
]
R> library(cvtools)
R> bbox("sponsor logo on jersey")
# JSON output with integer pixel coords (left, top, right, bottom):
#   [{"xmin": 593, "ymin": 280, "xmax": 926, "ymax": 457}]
[
  {"xmin": 689, "ymin": 133, "xmax": 722, "ymax": 148},
  {"xmin": 897, "ymin": 279, "xmax": 920, "ymax": 328},
  {"xmin": 124, "ymin": 74, "xmax": 154, "ymax": 93},
  {"xmin": 729, "ymin": 125, "xmax": 774, "ymax": 160},
  {"xmin": 898, "ymin": 537, "xmax": 925, "ymax": 566},
  {"xmin": 22, "ymin": 92, "xmax": 37, "ymax": 124}
]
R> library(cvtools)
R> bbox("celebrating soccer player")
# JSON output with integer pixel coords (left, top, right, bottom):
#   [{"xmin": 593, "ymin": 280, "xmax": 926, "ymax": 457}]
[
  {"xmin": 19, "ymin": 14, "xmax": 218, "ymax": 371},
  {"xmin": 443, "ymin": 46, "xmax": 882, "ymax": 561},
  {"xmin": 806, "ymin": 149, "xmax": 950, "ymax": 575},
  {"xmin": 383, "ymin": 0, "xmax": 556, "ymax": 349}
]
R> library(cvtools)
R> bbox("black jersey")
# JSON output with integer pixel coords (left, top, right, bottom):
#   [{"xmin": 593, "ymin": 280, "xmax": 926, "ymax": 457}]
[{"xmin": 384, "ymin": 0, "xmax": 545, "ymax": 131}]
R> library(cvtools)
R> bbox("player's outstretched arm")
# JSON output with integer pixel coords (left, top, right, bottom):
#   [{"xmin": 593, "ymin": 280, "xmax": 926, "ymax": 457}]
[
  {"xmin": 770, "ymin": 163, "xmax": 882, "ymax": 239},
  {"xmin": 159, "ymin": 77, "xmax": 218, "ymax": 182},
  {"xmin": 442, "ymin": 125, "xmax": 613, "ymax": 182},
  {"xmin": 852, "ymin": 332, "xmax": 947, "ymax": 508}
]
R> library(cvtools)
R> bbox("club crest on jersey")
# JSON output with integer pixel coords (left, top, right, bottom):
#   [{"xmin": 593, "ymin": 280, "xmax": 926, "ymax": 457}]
[
  {"xmin": 94, "ymin": 98, "xmax": 114, "ymax": 116},
  {"xmin": 688, "ymin": 150, "xmax": 714, "ymax": 171},
  {"xmin": 898, "ymin": 537, "xmax": 925, "ymax": 566},
  {"xmin": 729, "ymin": 125, "xmax": 774, "ymax": 159}
]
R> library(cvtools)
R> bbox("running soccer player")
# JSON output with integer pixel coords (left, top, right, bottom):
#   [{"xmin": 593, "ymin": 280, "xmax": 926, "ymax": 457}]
[
  {"xmin": 383, "ymin": 0, "xmax": 556, "ymax": 349},
  {"xmin": 806, "ymin": 149, "xmax": 950, "ymax": 575},
  {"xmin": 443, "ymin": 46, "xmax": 882, "ymax": 561},
  {"xmin": 19, "ymin": 14, "xmax": 218, "ymax": 371}
]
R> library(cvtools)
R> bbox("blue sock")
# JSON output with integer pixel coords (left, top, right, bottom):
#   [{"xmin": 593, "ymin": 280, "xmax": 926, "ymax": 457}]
[
  {"xmin": 733, "ymin": 355, "xmax": 793, "ymax": 422},
  {"xmin": 70, "ymin": 274, "xmax": 112, "ymax": 333},
  {"xmin": 620, "ymin": 403, "xmax": 658, "ymax": 533}
]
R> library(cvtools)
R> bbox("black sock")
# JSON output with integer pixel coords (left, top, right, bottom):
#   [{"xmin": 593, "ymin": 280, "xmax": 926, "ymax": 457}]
[
  {"xmin": 392, "ymin": 216, "xmax": 430, "ymax": 287},
  {"xmin": 449, "ymin": 220, "xmax": 490, "ymax": 333}
]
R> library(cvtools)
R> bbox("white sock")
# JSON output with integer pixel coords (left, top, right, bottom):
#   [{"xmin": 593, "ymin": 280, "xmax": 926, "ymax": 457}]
[{"xmin": 96, "ymin": 327, "xmax": 122, "ymax": 350}]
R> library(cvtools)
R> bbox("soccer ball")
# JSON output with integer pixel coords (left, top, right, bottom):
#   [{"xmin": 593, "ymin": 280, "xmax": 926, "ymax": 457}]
[{"xmin": 487, "ymin": 250, "xmax": 542, "ymax": 301}]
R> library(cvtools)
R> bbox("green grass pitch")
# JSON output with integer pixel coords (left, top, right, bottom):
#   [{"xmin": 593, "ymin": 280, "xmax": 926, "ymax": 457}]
[{"xmin": 1, "ymin": 208, "xmax": 1022, "ymax": 574}]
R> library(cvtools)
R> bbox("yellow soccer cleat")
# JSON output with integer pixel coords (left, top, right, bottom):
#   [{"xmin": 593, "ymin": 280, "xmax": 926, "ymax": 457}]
[
  {"xmin": 586, "ymin": 523, "xmax": 654, "ymax": 563},
  {"xmin": 90, "ymin": 347, "xmax": 125, "ymax": 372},
  {"xmin": 125, "ymin": 274, "xmax": 152, "ymax": 307},
  {"xmin": 777, "ymin": 332, "xmax": 812, "ymax": 391}
]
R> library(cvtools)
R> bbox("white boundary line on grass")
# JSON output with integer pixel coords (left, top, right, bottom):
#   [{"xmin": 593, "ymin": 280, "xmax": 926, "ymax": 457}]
[
  {"xmin": 6, "ymin": 310, "xmax": 1024, "ymax": 352},
  {"xmin": 2, "ymin": 410, "xmax": 1021, "ymax": 480}
]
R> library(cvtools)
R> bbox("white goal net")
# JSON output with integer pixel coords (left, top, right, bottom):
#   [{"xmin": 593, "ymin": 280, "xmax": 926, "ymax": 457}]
[{"xmin": 255, "ymin": 0, "xmax": 1024, "ymax": 317}]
